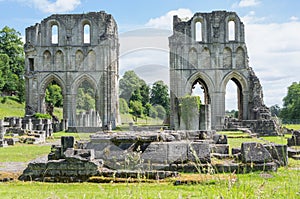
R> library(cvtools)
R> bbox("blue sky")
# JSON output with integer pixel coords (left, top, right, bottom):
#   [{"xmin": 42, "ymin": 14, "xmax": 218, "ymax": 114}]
[{"xmin": 0, "ymin": 0, "xmax": 300, "ymax": 110}]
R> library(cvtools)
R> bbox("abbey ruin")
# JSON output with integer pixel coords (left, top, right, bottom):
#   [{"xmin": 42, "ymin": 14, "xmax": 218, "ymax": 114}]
[
  {"xmin": 169, "ymin": 11, "xmax": 277, "ymax": 134},
  {"xmin": 24, "ymin": 12, "xmax": 119, "ymax": 129}
]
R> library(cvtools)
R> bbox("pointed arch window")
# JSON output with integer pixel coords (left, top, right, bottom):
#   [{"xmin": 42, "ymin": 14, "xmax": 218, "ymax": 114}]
[
  {"xmin": 51, "ymin": 24, "xmax": 58, "ymax": 44},
  {"xmin": 84, "ymin": 24, "xmax": 91, "ymax": 44},
  {"xmin": 228, "ymin": 21, "xmax": 235, "ymax": 41},
  {"xmin": 195, "ymin": 21, "xmax": 202, "ymax": 42}
]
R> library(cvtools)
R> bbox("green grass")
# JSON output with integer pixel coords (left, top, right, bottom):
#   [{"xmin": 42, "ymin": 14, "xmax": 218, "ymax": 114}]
[
  {"xmin": 283, "ymin": 124, "xmax": 300, "ymax": 131},
  {"xmin": 0, "ymin": 144, "xmax": 50, "ymax": 162},
  {"xmin": 0, "ymin": 96, "xmax": 24, "ymax": 119},
  {"xmin": 218, "ymin": 131, "xmax": 251, "ymax": 138},
  {"xmin": 120, "ymin": 113, "xmax": 164, "ymax": 125},
  {"xmin": 0, "ymin": 167, "xmax": 299, "ymax": 198},
  {"xmin": 51, "ymin": 131, "xmax": 93, "ymax": 140}
]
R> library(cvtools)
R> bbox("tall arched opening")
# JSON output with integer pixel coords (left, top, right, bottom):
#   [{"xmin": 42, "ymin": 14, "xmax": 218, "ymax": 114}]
[
  {"xmin": 191, "ymin": 78, "xmax": 210, "ymax": 105},
  {"xmin": 44, "ymin": 80, "xmax": 64, "ymax": 121},
  {"xmin": 225, "ymin": 78, "xmax": 243, "ymax": 120}
]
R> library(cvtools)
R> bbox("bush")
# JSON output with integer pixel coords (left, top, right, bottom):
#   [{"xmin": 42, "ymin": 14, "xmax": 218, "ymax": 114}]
[
  {"xmin": 154, "ymin": 105, "xmax": 166, "ymax": 120},
  {"xmin": 33, "ymin": 113, "xmax": 52, "ymax": 119}
]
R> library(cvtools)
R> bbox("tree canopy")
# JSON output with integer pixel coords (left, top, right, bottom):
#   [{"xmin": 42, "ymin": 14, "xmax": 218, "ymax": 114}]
[
  {"xmin": 119, "ymin": 70, "xmax": 147, "ymax": 103},
  {"xmin": 280, "ymin": 82, "xmax": 300, "ymax": 123},
  {"xmin": 0, "ymin": 26, "xmax": 24, "ymax": 102},
  {"xmin": 150, "ymin": 80, "xmax": 170, "ymax": 115}
]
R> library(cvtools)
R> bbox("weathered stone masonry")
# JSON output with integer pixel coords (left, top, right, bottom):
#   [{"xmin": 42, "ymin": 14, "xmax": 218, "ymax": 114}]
[
  {"xmin": 24, "ymin": 11, "xmax": 119, "ymax": 128},
  {"xmin": 169, "ymin": 11, "xmax": 276, "ymax": 133}
]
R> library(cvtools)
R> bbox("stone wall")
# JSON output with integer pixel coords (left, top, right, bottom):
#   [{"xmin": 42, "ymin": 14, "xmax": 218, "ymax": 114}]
[
  {"xmin": 169, "ymin": 11, "xmax": 276, "ymax": 134},
  {"xmin": 24, "ymin": 11, "xmax": 119, "ymax": 129}
]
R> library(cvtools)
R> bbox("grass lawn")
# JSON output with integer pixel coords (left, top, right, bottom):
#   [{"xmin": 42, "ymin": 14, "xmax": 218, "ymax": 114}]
[
  {"xmin": 0, "ymin": 97, "xmax": 24, "ymax": 119},
  {"xmin": 283, "ymin": 124, "xmax": 300, "ymax": 131},
  {"xmin": 0, "ymin": 167, "xmax": 299, "ymax": 198},
  {"xmin": 0, "ymin": 144, "xmax": 50, "ymax": 162}
]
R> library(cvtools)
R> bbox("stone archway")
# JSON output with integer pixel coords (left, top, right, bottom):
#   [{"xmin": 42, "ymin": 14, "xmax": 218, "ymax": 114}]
[
  {"xmin": 169, "ymin": 11, "xmax": 273, "ymax": 131},
  {"xmin": 24, "ymin": 12, "xmax": 119, "ymax": 128}
]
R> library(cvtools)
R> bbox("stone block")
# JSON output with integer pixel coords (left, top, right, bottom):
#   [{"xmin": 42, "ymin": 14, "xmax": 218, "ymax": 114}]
[
  {"xmin": 167, "ymin": 141, "xmax": 188, "ymax": 163},
  {"xmin": 187, "ymin": 142, "xmax": 211, "ymax": 163},
  {"xmin": 61, "ymin": 136, "xmax": 74, "ymax": 151},
  {"xmin": 241, "ymin": 142, "xmax": 273, "ymax": 164},
  {"xmin": 210, "ymin": 144, "xmax": 229, "ymax": 154},
  {"xmin": 212, "ymin": 134, "xmax": 228, "ymax": 144},
  {"xmin": 232, "ymin": 147, "xmax": 241, "ymax": 155},
  {"xmin": 264, "ymin": 144, "xmax": 288, "ymax": 166},
  {"xmin": 141, "ymin": 142, "xmax": 168, "ymax": 164}
]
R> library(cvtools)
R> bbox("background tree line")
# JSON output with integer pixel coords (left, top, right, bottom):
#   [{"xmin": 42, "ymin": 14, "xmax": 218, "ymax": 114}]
[
  {"xmin": 0, "ymin": 26, "xmax": 24, "ymax": 102},
  {"xmin": 119, "ymin": 70, "xmax": 169, "ymax": 122}
]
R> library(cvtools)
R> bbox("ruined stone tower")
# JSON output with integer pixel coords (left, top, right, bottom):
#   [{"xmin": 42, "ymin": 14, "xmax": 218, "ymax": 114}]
[
  {"xmin": 24, "ymin": 11, "xmax": 119, "ymax": 128},
  {"xmin": 169, "ymin": 11, "xmax": 276, "ymax": 134}
]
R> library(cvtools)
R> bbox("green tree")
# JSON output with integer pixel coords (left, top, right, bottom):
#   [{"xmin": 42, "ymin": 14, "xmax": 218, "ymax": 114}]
[
  {"xmin": 45, "ymin": 83, "xmax": 63, "ymax": 107},
  {"xmin": 150, "ymin": 80, "xmax": 170, "ymax": 114},
  {"xmin": 149, "ymin": 106, "xmax": 158, "ymax": 118},
  {"xmin": 280, "ymin": 82, "xmax": 300, "ymax": 123},
  {"xmin": 270, "ymin": 104, "xmax": 281, "ymax": 117},
  {"xmin": 0, "ymin": 26, "xmax": 24, "ymax": 101},
  {"xmin": 119, "ymin": 70, "xmax": 146, "ymax": 103},
  {"xmin": 0, "ymin": 54, "xmax": 9, "ymax": 91},
  {"xmin": 119, "ymin": 98, "xmax": 129, "ymax": 114},
  {"xmin": 76, "ymin": 81, "xmax": 95, "ymax": 111},
  {"xmin": 140, "ymin": 83, "xmax": 150, "ymax": 106},
  {"xmin": 154, "ymin": 105, "xmax": 166, "ymax": 120},
  {"xmin": 129, "ymin": 100, "xmax": 144, "ymax": 122}
]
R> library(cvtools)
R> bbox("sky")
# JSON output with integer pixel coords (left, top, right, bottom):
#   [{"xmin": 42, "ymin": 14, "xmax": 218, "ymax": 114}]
[{"xmin": 0, "ymin": 0, "xmax": 300, "ymax": 110}]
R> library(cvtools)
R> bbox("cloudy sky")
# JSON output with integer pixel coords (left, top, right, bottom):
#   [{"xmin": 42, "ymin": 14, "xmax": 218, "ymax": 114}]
[{"xmin": 0, "ymin": 0, "xmax": 299, "ymax": 110}]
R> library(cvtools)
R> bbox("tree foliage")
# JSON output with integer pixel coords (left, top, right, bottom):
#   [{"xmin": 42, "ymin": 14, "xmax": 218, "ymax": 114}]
[
  {"xmin": 129, "ymin": 100, "xmax": 143, "ymax": 122},
  {"xmin": 119, "ymin": 70, "xmax": 147, "ymax": 103},
  {"xmin": 0, "ymin": 26, "xmax": 24, "ymax": 101},
  {"xmin": 119, "ymin": 70, "xmax": 170, "ymax": 121},
  {"xmin": 76, "ymin": 81, "xmax": 95, "ymax": 111},
  {"xmin": 280, "ymin": 82, "xmax": 300, "ymax": 123},
  {"xmin": 150, "ymin": 80, "xmax": 170, "ymax": 115},
  {"xmin": 45, "ymin": 83, "xmax": 63, "ymax": 107},
  {"xmin": 119, "ymin": 98, "xmax": 129, "ymax": 114}
]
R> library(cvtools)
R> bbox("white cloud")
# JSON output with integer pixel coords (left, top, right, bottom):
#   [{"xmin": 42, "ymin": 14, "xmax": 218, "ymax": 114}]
[
  {"xmin": 24, "ymin": 0, "xmax": 81, "ymax": 13},
  {"xmin": 290, "ymin": 16, "xmax": 299, "ymax": 21},
  {"xmin": 238, "ymin": 0, "xmax": 261, "ymax": 7},
  {"xmin": 245, "ymin": 19, "xmax": 300, "ymax": 107},
  {"xmin": 145, "ymin": 8, "xmax": 193, "ymax": 30},
  {"xmin": 241, "ymin": 11, "xmax": 265, "ymax": 24}
]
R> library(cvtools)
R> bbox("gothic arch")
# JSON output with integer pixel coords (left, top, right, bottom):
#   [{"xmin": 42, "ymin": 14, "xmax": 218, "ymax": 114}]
[
  {"xmin": 191, "ymin": 15, "xmax": 207, "ymax": 42},
  {"xmin": 186, "ymin": 71, "xmax": 215, "ymax": 104},
  {"xmin": 75, "ymin": 50, "xmax": 84, "ymax": 70},
  {"xmin": 223, "ymin": 47, "xmax": 232, "ymax": 68},
  {"xmin": 55, "ymin": 50, "xmax": 64, "ymax": 70},
  {"xmin": 40, "ymin": 74, "xmax": 66, "ymax": 95},
  {"xmin": 87, "ymin": 50, "xmax": 96, "ymax": 70},
  {"xmin": 200, "ymin": 47, "xmax": 211, "ymax": 68},
  {"xmin": 188, "ymin": 47, "xmax": 198, "ymax": 68},
  {"xmin": 236, "ymin": 47, "xmax": 245, "ymax": 68},
  {"xmin": 221, "ymin": 71, "xmax": 249, "ymax": 120},
  {"xmin": 43, "ymin": 50, "xmax": 51, "ymax": 70},
  {"xmin": 71, "ymin": 74, "xmax": 98, "ymax": 94},
  {"xmin": 81, "ymin": 19, "xmax": 92, "ymax": 44},
  {"xmin": 220, "ymin": 71, "xmax": 248, "ymax": 92}
]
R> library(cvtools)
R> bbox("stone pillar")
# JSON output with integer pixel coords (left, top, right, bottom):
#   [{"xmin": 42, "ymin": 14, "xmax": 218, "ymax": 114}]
[
  {"xmin": 61, "ymin": 136, "xmax": 74, "ymax": 152},
  {"xmin": 9, "ymin": 117, "xmax": 16, "ymax": 127},
  {"xmin": 200, "ymin": 104, "xmax": 211, "ymax": 130},
  {"xmin": 28, "ymin": 118, "xmax": 33, "ymax": 131},
  {"xmin": 0, "ymin": 120, "xmax": 4, "ymax": 139},
  {"xmin": 15, "ymin": 118, "xmax": 22, "ymax": 128},
  {"xmin": 60, "ymin": 119, "xmax": 65, "ymax": 131}
]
